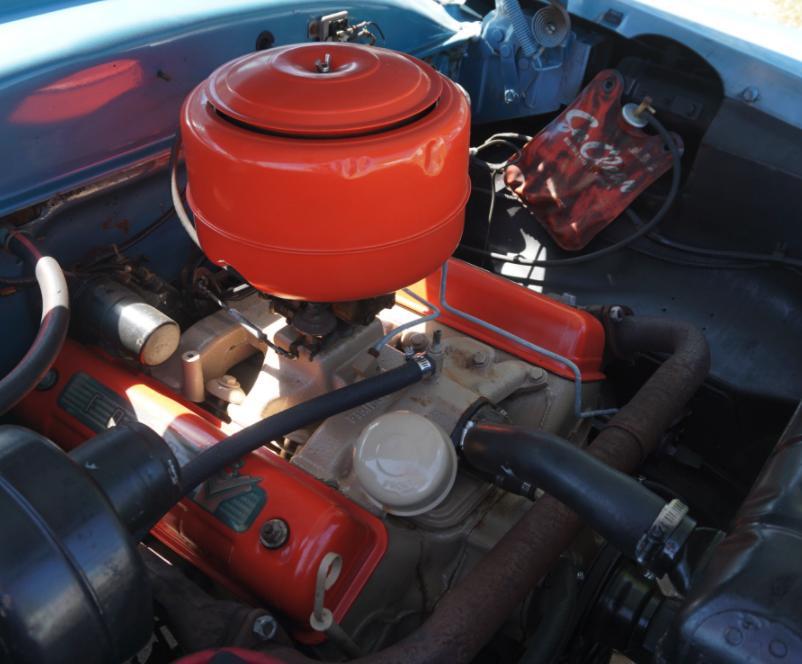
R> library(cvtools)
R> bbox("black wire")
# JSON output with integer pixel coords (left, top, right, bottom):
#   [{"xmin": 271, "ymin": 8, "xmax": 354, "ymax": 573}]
[
  {"xmin": 82, "ymin": 206, "xmax": 177, "ymax": 269},
  {"xmin": 364, "ymin": 20, "xmax": 385, "ymax": 41},
  {"xmin": 471, "ymin": 135, "xmax": 530, "ymax": 259},
  {"xmin": 1, "ymin": 206, "xmax": 181, "ymax": 290},
  {"xmin": 504, "ymin": 238, "xmax": 766, "ymax": 287},
  {"xmin": 461, "ymin": 112, "xmax": 682, "ymax": 268},
  {"xmin": 621, "ymin": 211, "xmax": 770, "ymax": 270},
  {"xmin": 482, "ymin": 169, "xmax": 497, "ymax": 255},
  {"xmin": 524, "ymin": 243, "xmax": 545, "ymax": 284},
  {"xmin": 117, "ymin": 206, "xmax": 176, "ymax": 253},
  {"xmin": 625, "ymin": 243, "xmax": 768, "ymax": 270},
  {"xmin": 636, "ymin": 215, "xmax": 802, "ymax": 269},
  {"xmin": 467, "ymin": 118, "xmax": 802, "ymax": 274}
]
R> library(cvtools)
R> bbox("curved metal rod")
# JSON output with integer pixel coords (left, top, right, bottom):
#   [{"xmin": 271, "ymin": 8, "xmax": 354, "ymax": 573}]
[
  {"xmin": 439, "ymin": 262, "xmax": 616, "ymax": 419},
  {"xmin": 369, "ymin": 288, "xmax": 441, "ymax": 355}
]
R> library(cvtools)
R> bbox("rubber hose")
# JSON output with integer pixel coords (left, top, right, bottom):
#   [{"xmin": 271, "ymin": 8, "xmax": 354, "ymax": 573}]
[
  {"xmin": 519, "ymin": 558, "xmax": 578, "ymax": 664},
  {"xmin": 264, "ymin": 315, "xmax": 709, "ymax": 664},
  {"xmin": 461, "ymin": 423, "xmax": 667, "ymax": 561},
  {"xmin": 180, "ymin": 358, "xmax": 430, "ymax": 492},
  {"xmin": 498, "ymin": 0, "xmax": 538, "ymax": 57},
  {"xmin": 0, "ymin": 233, "xmax": 69, "ymax": 416}
]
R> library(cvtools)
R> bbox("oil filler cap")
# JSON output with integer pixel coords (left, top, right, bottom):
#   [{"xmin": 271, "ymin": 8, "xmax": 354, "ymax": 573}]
[
  {"xmin": 354, "ymin": 411, "xmax": 457, "ymax": 516},
  {"xmin": 206, "ymin": 42, "xmax": 443, "ymax": 137}
]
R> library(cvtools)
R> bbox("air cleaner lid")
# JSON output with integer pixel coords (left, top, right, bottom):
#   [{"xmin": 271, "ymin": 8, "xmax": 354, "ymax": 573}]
[{"xmin": 206, "ymin": 42, "xmax": 444, "ymax": 137}]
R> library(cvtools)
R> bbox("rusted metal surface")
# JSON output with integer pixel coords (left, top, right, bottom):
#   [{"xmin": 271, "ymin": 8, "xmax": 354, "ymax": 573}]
[{"xmin": 10, "ymin": 150, "xmax": 170, "ymax": 234}]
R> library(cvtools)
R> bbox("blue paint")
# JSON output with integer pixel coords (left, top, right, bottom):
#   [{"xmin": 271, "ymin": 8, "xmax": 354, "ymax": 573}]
[
  {"xmin": 461, "ymin": 6, "xmax": 593, "ymax": 123},
  {"xmin": 0, "ymin": 0, "xmax": 478, "ymax": 217},
  {"xmin": 569, "ymin": 0, "xmax": 802, "ymax": 130}
]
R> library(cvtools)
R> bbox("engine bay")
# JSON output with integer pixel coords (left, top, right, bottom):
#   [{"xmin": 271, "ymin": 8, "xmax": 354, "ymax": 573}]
[{"xmin": 1, "ymin": 1, "xmax": 801, "ymax": 663}]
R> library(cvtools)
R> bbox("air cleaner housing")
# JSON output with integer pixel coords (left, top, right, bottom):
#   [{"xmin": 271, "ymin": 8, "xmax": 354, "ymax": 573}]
[{"xmin": 181, "ymin": 42, "xmax": 471, "ymax": 302}]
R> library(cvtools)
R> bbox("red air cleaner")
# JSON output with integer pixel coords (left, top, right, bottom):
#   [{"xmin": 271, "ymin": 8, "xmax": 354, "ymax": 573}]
[{"xmin": 181, "ymin": 43, "xmax": 471, "ymax": 301}]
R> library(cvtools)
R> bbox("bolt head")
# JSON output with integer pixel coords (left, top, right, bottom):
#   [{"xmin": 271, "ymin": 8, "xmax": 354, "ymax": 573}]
[
  {"xmin": 489, "ymin": 27, "xmax": 505, "ymax": 44},
  {"xmin": 504, "ymin": 89, "xmax": 518, "ymax": 104},
  {"xmin": 472, "ymin": 350, "xmax": 488, "ymax": 367},
  {"xmin": 36, "ymin": 369, "xmax": 59, "ymax": 391},
  {"xmin": 252, "ymin": 614, "xmax": 278, "ymax": 641},
  {"xmin": 725, "ymin": 627, "xmax": 743, "ymax": 646},
  {"xmin": 769, "ymin": 639, "xmax": 788, "ymax": 658},
  {"xmin": 609, "ymin": 305, "xmax": 626, "ymax": 322},
  {"xmin": 260, "ymin": 518, "xmax": 290, "ymax": 549},
  {"xmin": 741, "ymin": 86, "xmax": 760, "ymax": 103},
  {"xmin": 405, "ymin": 332, "xmax": 429, "ymax": 353}
]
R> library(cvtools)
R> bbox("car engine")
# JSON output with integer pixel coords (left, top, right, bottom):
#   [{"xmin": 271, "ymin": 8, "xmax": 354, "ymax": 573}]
[{"xmin": 1, "ymin": 2, "xmax": 802, "ymax": 664}]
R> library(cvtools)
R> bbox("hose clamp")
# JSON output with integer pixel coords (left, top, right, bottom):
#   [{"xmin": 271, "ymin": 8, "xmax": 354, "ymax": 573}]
[
  {"xmin": 635, "ymin": 499, "xmax": 695, "ymax": 576},
  {"xmin": 412, "ymin": 353, "xmax": 435, "ymax": 379},
  {"xmin": 457, "ymin": 419, "xmax": 476, "ymax": 452}
]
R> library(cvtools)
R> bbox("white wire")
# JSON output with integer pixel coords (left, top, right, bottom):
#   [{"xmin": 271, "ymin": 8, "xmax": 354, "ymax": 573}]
[{"xmin": 170, "ymin": 135, "xmax": 201, "ymax": 248}]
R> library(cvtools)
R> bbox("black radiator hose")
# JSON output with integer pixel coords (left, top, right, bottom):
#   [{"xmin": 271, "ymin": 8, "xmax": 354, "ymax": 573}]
[
  {"xmin": 0, "ymin": 231, "xmax": 69, "ymax": 416},
  {"xmin": 180, "ymin": 355, "xmax": 433, "ymax": 492},
  {"xmin": 461, "ymin": 422, "xmax": 694, "ymax": 575}
]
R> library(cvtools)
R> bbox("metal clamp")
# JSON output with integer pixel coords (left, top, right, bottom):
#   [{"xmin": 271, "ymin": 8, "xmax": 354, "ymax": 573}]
[
  {"xmin": 308, "ymin": 10, "xmax": 383, "ymax": 45},
  {"xmin": 411, "ymin": 353, "xmax": 435, "ymax": 379},
  {"xmin": 635, "ymin": 499, "xmax": 695, "ymax": 575},
  {"xmin": 457, "ymin": 419, "xmax": 476, "ymax": 451}
]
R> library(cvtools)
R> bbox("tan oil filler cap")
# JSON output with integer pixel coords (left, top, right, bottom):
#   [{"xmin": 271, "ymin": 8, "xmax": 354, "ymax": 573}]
[{"xmin": 354, "ymin": 411, "xmax": 457, "ymax": 516}]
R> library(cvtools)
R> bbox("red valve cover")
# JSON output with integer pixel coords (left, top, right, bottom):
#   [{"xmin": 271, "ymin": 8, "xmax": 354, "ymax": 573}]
[
  {"xmin": 15, "ymin": 342, "xmax": 387, "ymax": 642},
  {"xmin": 181, "ymin": 42, "xmax": 471, "ymax": 302}
]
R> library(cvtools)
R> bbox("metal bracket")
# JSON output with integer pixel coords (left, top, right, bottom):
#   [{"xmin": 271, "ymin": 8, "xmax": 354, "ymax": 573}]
[
  {"xmin": 309, "ymin": 10, "xmax": 383, "ymax": 45},
  {"xmin": 196, "ymin": 281, "xmax": 297, "ymax": 359}
]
